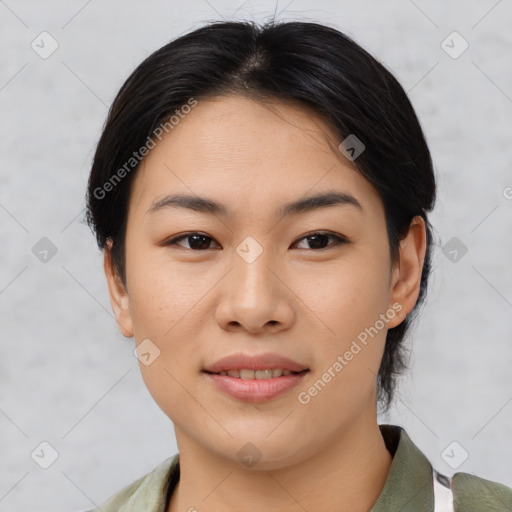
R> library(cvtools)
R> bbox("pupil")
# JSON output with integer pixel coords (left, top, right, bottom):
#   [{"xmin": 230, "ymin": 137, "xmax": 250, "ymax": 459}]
[
  {"xmin": 189, "ymin": 234, "xmax": 210, "ymax": 250},
  {"xmin": 308, "ymin": 234, "xmax": 328, "ymax": 249}
]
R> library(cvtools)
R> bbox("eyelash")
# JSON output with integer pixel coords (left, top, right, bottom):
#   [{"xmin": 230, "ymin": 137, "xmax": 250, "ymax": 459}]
[{"xmin": 164, "ymin": 231, "xmax": 349, "ymax": 251}]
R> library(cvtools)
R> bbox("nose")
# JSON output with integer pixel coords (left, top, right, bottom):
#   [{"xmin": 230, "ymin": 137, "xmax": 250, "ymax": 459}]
[{"xmin": 214, "ymin": 238, "xmax": 295, "ymax": 334}]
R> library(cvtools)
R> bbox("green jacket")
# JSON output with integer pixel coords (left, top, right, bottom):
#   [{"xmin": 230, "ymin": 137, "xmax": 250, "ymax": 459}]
[{"xmin": 83, "ymin": 424, "xmax": 511, "ymax": 511}]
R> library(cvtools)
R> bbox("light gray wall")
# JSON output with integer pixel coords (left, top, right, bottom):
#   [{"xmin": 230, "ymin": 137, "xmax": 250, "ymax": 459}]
[{"xmin": 1, "ymin": 1, "xmax": 511, "ymax": 511}]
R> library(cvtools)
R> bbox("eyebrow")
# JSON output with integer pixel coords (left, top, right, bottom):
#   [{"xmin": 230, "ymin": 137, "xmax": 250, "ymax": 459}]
[{"xmin": 146, "ymin": 190, "xmax": 363, "ymax": 218}]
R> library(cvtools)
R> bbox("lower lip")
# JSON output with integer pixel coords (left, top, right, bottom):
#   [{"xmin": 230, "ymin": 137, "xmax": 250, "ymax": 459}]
[{"xmin": 204, "ymin": 371, "xmax": 309, "ymax": 402}]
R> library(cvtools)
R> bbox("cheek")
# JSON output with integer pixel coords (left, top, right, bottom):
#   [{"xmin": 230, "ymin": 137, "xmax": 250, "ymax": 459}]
[
  {"xmin": 293, "ymin": 255, "xmax": 391, "ymax": 396},
  {"xmin": 125, "ymin": 244, "xmax": 201, "ymax": 339},
  {"xmin": 125, "ymin": 251, "xmax": 213, "ymax": 373},
  {"xmin": 295, "ymin": 255, "xmax": 391, "ymax": 339},
  {"xmin": 128, "ymin": 269, "xmax": 209, "ymax": 421}
]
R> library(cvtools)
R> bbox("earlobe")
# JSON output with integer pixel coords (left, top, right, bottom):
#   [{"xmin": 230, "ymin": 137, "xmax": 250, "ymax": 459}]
[
  {"xmin": 103, "ymin": 240, "xmax": 134, "ymax": 338},
  {"xmin": 388, "ymin": 216, "xmax": 427, "ymax": 328}
]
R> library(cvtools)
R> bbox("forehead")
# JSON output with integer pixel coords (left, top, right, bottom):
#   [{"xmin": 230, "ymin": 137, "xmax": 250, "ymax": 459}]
[{"xmin": 127, "ymin": 95, "xmax": 383, "ymax": 222}]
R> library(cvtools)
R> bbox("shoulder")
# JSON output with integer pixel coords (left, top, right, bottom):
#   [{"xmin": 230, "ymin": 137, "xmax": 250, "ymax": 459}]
[
  {"xmin": 451, "ymin": 471, "xmax": 512, "ymax": 511},
  {"xmin": 377, "ymin": 425, "xmax": 511, "ymax": 512},
  {"xmin": 77, "ymin": 472, "xmax": 151, "ymax": 512},
  {"xmin": 77, "ymin": 453, "xmax": 179, "ymax": 512}
]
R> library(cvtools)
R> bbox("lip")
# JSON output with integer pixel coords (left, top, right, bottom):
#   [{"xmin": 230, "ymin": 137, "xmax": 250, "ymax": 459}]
[
  {"xmin": 204, "ymin": 371, "xmax": 309, "ymax": 402},
  {"xmin": 203, "ymin": 352, "xmax": 308, "ymax": 373}
]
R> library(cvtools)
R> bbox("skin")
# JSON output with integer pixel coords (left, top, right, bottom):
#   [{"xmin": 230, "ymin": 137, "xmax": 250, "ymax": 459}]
[{"xmin": 104, "ymin": 95, "xmax": 427, "ymax": 512}]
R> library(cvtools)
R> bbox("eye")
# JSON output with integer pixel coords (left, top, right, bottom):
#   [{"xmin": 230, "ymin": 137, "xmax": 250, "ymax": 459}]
[
  {"xmin": 165, "ymin": 232, "xmax": 220, "ymax": 251},
  {"xmin": 292, "ymin": 231, "xmax": 348, "ymax": 250}
]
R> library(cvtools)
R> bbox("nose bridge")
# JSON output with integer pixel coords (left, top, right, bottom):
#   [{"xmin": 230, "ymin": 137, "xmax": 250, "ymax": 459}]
[{"xmin": 232, "ymin": 234, "xmax": 276, "ymax": 297}]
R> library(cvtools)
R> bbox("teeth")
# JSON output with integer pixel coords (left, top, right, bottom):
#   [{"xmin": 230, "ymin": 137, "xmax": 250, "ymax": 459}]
[{"xmin": 218, "ymin": 369, "xmax": 295, "ymax": 379}]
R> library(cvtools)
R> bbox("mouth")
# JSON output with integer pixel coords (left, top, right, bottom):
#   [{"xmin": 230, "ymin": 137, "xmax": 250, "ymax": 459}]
[
  {"xmin": 202, "ymin": 352, "xmax": 310, "ymax": 402},
  {"xmin": 203, "ymin": 368, "xmax": 309, "ymax": 379}
]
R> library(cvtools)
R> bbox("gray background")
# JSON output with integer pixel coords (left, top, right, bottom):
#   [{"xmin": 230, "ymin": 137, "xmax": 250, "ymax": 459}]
[{"xmin": 1, "ymin": 1, "xmax": 511, "ymax": 511}]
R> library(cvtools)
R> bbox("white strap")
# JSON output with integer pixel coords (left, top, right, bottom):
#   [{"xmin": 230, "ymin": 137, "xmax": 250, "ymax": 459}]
[{"xmin": 433, "ymin": 469, "xmax": 454, "ymax": 512}]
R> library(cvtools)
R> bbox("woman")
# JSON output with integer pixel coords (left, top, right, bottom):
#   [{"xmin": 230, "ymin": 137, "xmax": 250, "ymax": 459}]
[{"xmin": 83, "ymin": 20, "xmax": 511, "ymax": 512}]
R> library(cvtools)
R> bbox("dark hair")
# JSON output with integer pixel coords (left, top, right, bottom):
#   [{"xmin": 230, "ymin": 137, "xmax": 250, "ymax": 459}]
[{"xmin": 85, "ymin": 20, "xmax": 437, "ymax": 412}]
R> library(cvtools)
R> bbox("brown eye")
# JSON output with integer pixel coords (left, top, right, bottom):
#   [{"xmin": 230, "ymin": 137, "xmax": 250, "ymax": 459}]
[
  {"xmin": 292, "ymin": 232, "xmax": 348, "ymax": 250},
  {"xmin": 166, "ymin": 233, "xmax": 220, "ymax": 251}
]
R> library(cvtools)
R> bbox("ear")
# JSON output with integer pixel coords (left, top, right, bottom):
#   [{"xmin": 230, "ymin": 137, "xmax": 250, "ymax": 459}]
[
  {"xmin": 103, "ymin": 239, "xmax": 134, "ymax": 338},
  {"xmin": 387, "ymin": 216, "xmax": 427, "ymax": 329}
]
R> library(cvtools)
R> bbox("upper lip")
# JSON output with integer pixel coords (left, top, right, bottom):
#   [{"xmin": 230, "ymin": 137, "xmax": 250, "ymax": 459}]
[{"xmin": 203, "ymin": 352, "xmax": 309, "ymax": 373}]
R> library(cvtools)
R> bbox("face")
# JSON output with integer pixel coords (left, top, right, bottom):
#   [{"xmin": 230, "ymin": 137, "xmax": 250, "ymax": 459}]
[{"xmin": 105, "ymin": 95, "xmax": 425, "ymax": 470}]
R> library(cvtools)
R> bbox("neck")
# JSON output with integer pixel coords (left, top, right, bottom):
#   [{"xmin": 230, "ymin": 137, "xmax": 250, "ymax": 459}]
[{"xmin": 168, "ymin": 415, "xmax": 393, "ymax": 512}]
